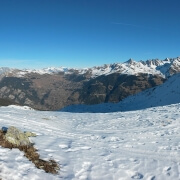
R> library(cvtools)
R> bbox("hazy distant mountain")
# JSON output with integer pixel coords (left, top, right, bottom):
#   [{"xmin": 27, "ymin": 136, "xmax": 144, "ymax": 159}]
[{"xmin": 0, "ymin": 57, "xmax": 180, "ymax": 110}]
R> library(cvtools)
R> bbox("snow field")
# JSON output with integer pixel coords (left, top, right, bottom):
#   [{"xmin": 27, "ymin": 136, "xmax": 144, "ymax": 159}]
[{"xmin": 0, "ymin": 104, "xmax": 180, "ymax": 179}]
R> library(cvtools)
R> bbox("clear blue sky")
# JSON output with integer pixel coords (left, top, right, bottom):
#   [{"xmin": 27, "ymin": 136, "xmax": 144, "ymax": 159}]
[{"xmin": 0, "ymin": 0, "xmax": 180, "ymax": 69}]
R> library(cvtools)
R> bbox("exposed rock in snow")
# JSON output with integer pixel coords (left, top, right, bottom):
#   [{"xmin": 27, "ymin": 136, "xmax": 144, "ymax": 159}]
[{"xmin": 5, "ymin": 126, "xmax": 32, "ymax": 146}]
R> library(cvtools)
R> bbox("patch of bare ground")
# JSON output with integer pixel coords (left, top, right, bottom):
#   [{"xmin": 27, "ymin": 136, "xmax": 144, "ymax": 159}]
[{"xmin": 0, "ymin": 130, "xmax": 60, "ymax": 174}]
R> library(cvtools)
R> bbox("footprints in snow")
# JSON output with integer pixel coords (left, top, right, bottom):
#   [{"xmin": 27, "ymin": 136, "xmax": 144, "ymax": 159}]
[
  {"xmin": 75, "ymin": 162, "xmax": 92, "ymax": 180},
  {"xmin": 59, "ymin": 144, "xmax": 69, "ymax": 149},
  {"xmin": 129, "ymin": 166, "xmax": 172, "ymax": 179},
  {"xmin": 59, "ymin": 141, "xmax": 91, "ymax": 152},
  {"xmin": 66, "ymin": 146, "xmax": 91, "ymax": 152},
  {"xmin": 131, "ymin": 172, "xmax": 143, "ymax": 179},
  {"xmin": 163, "ymin": 166, "xmax": 171, "ymax": 176}
]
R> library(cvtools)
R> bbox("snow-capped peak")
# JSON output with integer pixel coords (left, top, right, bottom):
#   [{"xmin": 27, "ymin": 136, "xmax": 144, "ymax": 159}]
[
  {"xmin": 17, "ymin": 67, "xmax": 69, "ymax": 75},
  {"xmin": 1, "ymin": 57, "xmax": 180, "ymax": 78},
  {"xmin": 0, "ymin": 67, "xmax": 14, "ymax": 75}
]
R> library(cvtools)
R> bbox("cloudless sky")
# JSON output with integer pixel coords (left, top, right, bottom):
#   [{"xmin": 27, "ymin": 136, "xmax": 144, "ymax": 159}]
[{"xmin": 0, "ymin": 0, "xmax": 180, "ymax": 69}]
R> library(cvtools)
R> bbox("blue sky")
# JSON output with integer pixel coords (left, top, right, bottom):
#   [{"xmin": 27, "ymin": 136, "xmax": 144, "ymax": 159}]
[{"xmin": 0, "ymin": 0, "xmax": 180, "ymax": 69}]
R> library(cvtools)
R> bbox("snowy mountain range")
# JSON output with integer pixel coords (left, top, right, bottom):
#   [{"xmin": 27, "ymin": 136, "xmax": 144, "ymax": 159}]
[
  {"xmin": 1, "ymin": 57, "xmax": 180, "ymax": 78},
  {"xmin": 0, "ymin": 57, "xmax": 179, "ymax": 110}
]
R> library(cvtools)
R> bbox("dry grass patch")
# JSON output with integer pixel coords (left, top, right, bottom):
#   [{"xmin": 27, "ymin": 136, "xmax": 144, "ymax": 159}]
[{"xmin": 0, "ymin": 130, "xmax": 59, "ymax": 174}]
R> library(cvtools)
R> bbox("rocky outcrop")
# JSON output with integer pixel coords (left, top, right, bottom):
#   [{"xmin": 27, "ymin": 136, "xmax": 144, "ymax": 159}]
[
  {"xmin": 4, "ymin": 126, "xmax": 36, "ymax": 146},
  {"xmin": 0, "ymin": 127, "xmax": 59, "ymax": 174}
]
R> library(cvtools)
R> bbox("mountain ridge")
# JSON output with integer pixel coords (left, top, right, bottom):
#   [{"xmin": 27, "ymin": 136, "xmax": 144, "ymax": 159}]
[
  {"xmin": 0, "ymin": 57, "xmax": 179, "ymax": 110},
  {"xmin": 1, "ymin": 57, "xmax": 180, "ymax": 78},
  {"xmin": 61, "ymin": 72, "xmax": 180, "ymax": 113}
]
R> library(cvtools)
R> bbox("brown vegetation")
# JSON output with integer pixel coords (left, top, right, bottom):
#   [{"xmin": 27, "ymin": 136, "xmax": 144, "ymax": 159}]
[
  {"xmin": 0, "ymin": 71, "xmax": 166, "ymax": 111},
  {"xmin": 0, "ymin": 130, "xmax": 59, "ymax": 174}
]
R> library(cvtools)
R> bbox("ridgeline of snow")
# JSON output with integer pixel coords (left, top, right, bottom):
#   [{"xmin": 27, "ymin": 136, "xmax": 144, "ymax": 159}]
[
  {"xmin": 1, "ymin": 57, "xmax": 180, "ymax": 78},
  {"xmin": 0, "ymin": 104, "xmax": 180, "ymax": 179},
  {"xmin": 0, "ymin": 67, "xmax": 14, "ymax": 76},
  {"xmin": 16, "ymin": 67, "xmax": 69, "ymax": 76},
  {"xmin": 24, "ymin": 57, "xmax": 180, "ymax": 78},
  {"xmin": 61, "ymin": 73, "xmax": 180, "ymax": 113},
  {"xmin": 118, "ymin": 72, "xmax": 180, "ymax": 111}
]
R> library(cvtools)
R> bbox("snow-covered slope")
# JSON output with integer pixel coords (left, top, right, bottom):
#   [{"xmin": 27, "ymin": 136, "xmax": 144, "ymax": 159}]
[
  {"xmin": 0, "ymin": 104, "xmax": 180, "ymax": 179},
  {"xmin": 118, "ymin": 72, "xmax": 180, "ymax": 111},
  {"xmin": 61, "ymin": 73, "xmax": 180, "ymax": 113},
  {"xmin": 1, "ymin": 57, "xmax": 180, "ymax": 78}
]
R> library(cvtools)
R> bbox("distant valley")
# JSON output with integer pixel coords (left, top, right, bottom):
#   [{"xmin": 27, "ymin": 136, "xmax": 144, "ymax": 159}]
[{"xmin": 0, "ymin": 57, "xmax": 180, "ymax": 110}]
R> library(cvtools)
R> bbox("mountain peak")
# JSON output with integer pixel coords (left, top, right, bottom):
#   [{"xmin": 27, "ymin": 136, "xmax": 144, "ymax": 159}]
[
  {"xmin": 126, "ymin": 58, "xmax": 135, "ymax": 64},
  {"xmin": 0, "ymin": 57, "xmax": 180, "ymax": 79}
]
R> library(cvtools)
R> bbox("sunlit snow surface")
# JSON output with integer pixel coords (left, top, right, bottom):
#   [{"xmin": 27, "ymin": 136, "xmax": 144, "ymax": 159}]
[{"xmin": 0, "ymin": 105, "xmax": 180, "ymax": 180}]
